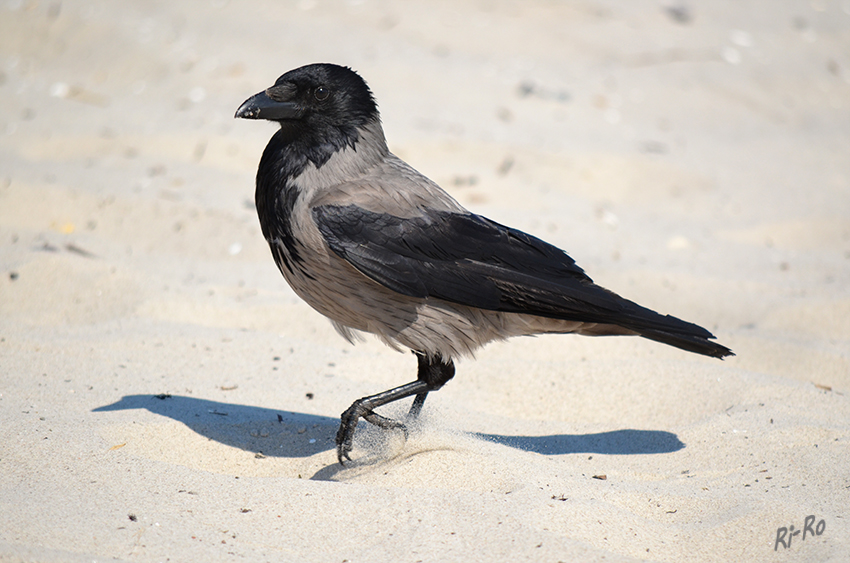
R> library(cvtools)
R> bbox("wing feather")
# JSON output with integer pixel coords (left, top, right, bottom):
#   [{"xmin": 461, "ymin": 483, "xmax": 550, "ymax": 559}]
[{"xmin": 312, "ymin": 204, "xmax": 733, "ymax": 358}]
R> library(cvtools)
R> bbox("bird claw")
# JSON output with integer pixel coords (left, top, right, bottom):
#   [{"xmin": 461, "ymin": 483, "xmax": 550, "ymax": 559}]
[
  {"xmin": 335, "ymin": 400, "xmax": 409, "ymax": 464},
  {"xmin": 335, "ymin": 403, "xmax": 360, "ymax": 464}
]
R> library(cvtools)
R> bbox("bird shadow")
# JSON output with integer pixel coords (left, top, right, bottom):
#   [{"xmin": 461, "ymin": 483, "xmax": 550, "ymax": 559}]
[
  {"xmin": 93, "ymin": 394, "xmax": 339, "ymax": 459},
  {"xmin": 93, "ymin": 394, "xmax": 684, "ymax": 460},
  {"xmin": 475, "ymin": 429, "xmax": 684, "ymax": 455}
]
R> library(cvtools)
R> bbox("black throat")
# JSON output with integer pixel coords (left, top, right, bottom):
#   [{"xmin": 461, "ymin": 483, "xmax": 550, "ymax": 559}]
[{"xmin": 254, "ymin": 120, "xmax": 364, "ymax": 273}]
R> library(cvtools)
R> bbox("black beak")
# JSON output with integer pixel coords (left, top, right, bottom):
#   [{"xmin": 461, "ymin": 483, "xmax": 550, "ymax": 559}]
[{"xmin": 235, "ymin": 90, "xmax": 302, "ymax": 121}]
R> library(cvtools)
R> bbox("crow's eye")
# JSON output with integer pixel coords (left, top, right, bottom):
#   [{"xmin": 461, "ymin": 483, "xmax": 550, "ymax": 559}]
[{"xmin": 314, "ymin": 86, "xmax": 329, "ymax": 101}]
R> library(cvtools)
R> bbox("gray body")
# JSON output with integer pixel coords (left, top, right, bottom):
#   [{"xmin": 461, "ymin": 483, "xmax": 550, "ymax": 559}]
[{"xmin": 274, "ymin": 119, "xmax": 616, "ymax": 360}]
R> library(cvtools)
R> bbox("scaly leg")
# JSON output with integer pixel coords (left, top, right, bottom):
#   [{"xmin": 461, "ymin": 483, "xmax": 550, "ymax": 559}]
[{"xmin": 335, "ymin": 352, "xmax": 455, "ymax": 464}]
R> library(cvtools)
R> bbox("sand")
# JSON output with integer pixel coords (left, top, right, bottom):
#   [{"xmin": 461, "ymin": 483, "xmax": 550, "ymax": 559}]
[{"xmin": 1, "ymin": 1, "xmax": 848, "ymax": 561}]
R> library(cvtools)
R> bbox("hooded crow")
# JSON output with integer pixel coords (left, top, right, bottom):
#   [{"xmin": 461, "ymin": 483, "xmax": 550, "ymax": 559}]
[{"xmin": 235, "ymin": 63, "xmax": 733, "ymax": 464}]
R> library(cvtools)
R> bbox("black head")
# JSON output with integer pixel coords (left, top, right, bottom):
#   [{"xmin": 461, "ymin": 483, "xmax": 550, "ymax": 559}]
[{"xmin": 235, "ymin": 64, "xmax": 379, "ymax": 151}]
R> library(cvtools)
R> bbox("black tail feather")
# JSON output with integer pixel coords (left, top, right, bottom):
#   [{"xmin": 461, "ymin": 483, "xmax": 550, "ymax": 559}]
[{"xmin": 639, "ymin": 328, "xmax": 734, "ymax": 359}]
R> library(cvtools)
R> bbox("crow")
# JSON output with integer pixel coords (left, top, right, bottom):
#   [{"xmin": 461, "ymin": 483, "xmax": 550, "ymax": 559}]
[{"xmin": 235, "ymin": 63, "xmax": 733, "ymax": 464}]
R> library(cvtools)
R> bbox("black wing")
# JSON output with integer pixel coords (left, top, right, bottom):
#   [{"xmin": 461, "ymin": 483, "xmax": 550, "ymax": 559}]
[{"xmin": 313, "ymin": 204, "xmax": 732, "ymax": 358}]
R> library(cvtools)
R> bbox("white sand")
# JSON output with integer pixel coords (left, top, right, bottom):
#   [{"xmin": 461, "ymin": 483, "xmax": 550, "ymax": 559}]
[{"xmin": 1, "ymin": 1, "xmax": 848, "ymax": 561}]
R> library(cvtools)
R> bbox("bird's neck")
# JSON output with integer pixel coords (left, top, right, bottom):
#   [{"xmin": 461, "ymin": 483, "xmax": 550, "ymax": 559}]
[
  {"xmin": 254, "ymin": 117, "xmax": 388, "ymax": 243},
  {"xmin": 286, "ymin": 119, "xmax": 389, "ymax": 192}
]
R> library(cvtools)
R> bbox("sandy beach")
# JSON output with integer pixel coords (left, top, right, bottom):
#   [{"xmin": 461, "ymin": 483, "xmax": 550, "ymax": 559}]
[{"xmin": 1, "ymin": 1, "xmax": 848, "ymax": 561}]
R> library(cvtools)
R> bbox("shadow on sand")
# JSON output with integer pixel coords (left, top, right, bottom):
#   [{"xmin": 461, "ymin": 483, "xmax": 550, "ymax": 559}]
[{"xmin": 94, "ymin": 394, "xmax": 684, "ymax": 461}]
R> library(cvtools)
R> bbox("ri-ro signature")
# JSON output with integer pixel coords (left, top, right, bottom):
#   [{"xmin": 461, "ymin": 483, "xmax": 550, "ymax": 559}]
[{"xmin": 774, "ymin": 515, "xmax": 825, "ymax": 551}]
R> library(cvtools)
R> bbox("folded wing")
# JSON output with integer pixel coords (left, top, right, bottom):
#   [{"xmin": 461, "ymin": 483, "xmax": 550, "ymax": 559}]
[{"xmin": 313, "ymin": 204, "xmax": 733, "ymax": 358}]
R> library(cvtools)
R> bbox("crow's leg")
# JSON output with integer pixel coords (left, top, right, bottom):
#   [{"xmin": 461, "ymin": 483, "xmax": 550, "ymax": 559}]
[
  {"xmin": 335, "ymin": 353, "xmax": 455, "ymax": 464},
  {"xmin": 336, "ymin": 380, "xmax": 428, "ymax": 464},
  {"xmin": 407, "ymin": 352, "xmax": 455, "ymax": 419},
  {"xmin": 407, "ymin": 392, "xmax": 428, "ymax": 419}
]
